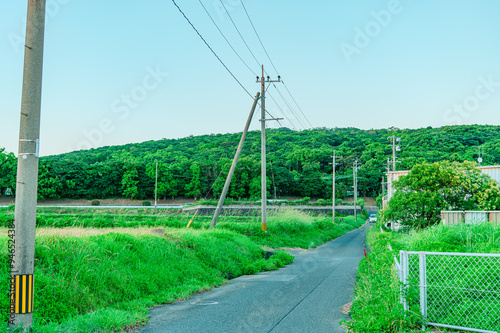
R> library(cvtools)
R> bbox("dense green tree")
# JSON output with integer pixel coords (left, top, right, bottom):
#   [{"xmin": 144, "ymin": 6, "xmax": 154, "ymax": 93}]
[
  {"xmin": 38, "ymin": 163, "xmax": 63, "ymax": 200},
  {"xmin": 296, "ymin": 163, "xmax": 327, "ymax": 198},
  {"xmin": 185, "ymin": 163, "xmax": 202, "ymax": 199},
  {"xmin": 0, "ymin": 148, "xmax": 16, "ymax": 195},
  {"xmin": 212, "ymin": 158, "xmax": 231, "ymax": 198},
  {"xmin": 4, "ymin": 125, "xmax": 500, "ymax": 201},
  {"xmin": 383, "ymin": 161, "xmax": 500, "ymax": 229},
  {"xmin": 156, "ymin": 163, "xmax": 178, "ymax": 199},
  {"xmin": 249, "ymin": 176, "xmax": 271, "ymax": 199},
  {"xmin": 121, "ymin": 164, "xmax": 139, "ymax": 199}
]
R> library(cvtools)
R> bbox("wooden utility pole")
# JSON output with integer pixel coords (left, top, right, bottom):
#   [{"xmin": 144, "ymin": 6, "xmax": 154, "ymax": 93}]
[
  {"xmin": 11, "ymin": 0, "xmax": 46, "ymax": 330},
  {"xmin": 256, "ymin": 65, "xmax": 280, "ymax": 232},
  {"xmin": 210, "ymin": 92, "xmax": 260, "ymax": 229}
]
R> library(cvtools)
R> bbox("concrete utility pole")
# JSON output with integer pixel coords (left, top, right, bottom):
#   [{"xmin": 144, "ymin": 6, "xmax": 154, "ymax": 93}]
[
  {"xmin": 330, "ymin": 151, "xmax": 342, "ymax": 223},
  {"xmin": 155, "ymin": 162, "xmax": 158, "ymax": 208},
  {"xmin": 256, "ymin": 65, "xmax": 280, "ymax": 232},
  {"xmin": 210, "ymin": 92, "xmax": 260, "ymax": 229},
  {"xmin": 388, "ymin": 135, "xmax": 401, "ymax": 171},
  {"xmin": 353, "ymin": 160, "xmax": 358, "ymax": 222},
  {"xmin": 10, "ymin": 0, "xmax": 46, "ymax": 330},
  {"xmin": 381, "ymin": 176, "xmax": 385, "ymax": 198}
]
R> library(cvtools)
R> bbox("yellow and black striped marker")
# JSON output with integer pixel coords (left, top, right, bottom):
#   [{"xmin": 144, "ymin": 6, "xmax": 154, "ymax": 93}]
[{"xmin": 10, "ymin": 274, "xmax": 34, "ymax": 314}]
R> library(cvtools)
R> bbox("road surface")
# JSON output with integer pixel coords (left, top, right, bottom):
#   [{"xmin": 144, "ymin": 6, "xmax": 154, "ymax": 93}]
[{"xmin": 135, "ymin": 224, "xmax": 367, "ymax": 333}]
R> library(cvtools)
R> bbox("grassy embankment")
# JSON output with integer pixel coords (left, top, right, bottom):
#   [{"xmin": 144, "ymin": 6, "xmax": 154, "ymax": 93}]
[
  {"xmin": 0, "ymin": 207, "xmax": 364, "ymax": 332},
  {"xmin": 347, "ymin": 219, "xmax": 500, "ymax": 332}
]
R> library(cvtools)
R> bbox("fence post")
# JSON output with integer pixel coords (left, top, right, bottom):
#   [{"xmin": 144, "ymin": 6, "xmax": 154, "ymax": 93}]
[
  {"xmin": 400, "ymin": 251, "xmax": 409, "ymax": 311},
  {"xmin": 419, "ymin": 252, "xmax": 427, "ymax": 330}
]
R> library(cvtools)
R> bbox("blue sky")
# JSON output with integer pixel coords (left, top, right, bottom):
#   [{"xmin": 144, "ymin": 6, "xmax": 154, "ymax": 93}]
[{"xmin": 1, "ymin": 0, "xmax": 499, "ymax": 156}]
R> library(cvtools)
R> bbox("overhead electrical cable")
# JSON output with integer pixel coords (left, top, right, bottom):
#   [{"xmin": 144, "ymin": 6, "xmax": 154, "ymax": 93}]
[
  {"xmin": 272, "ymin": 83, "xmax": 307, "ymax": 129},
  {"xmin": 171, "ymin": 0, "xmax": 253, "ymax": 99},
  {"xmin": 281, "ymin": 80, "xmax": 314, "ymax": 128},
  {"xmin": 267, "ymin": 91, "xmax": 298, "ymax": 130},
  {"xmin": 240, "ymin": 0, "xmax": 279, "ymax": 76},
  {"xmin": 198, "ymin": 0, "xmax": 257, "ymax": 76},
  {"xmin": 173, "ymin": 0, "xmax": 286, "ymax": 129},
  {"xmin": 240, "ymin": 0, "xmax": 314, "ymax": 129},
  {"xmin": 217, "ymin": 0, "xmax": 261, "ymax": 67}
]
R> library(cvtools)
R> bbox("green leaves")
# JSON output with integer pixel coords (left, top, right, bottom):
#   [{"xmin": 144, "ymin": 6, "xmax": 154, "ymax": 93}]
[
  {"xmin": 0, "ymin": 147, "xmax": 16, "ymax": 195},
  {"xmin": 4, "ymin": 125, "xmax": 500, "ymax": 201},
  {"xmin": 385, "ymin": 161, "xmax": 500, "ymax": 229},
  {"xmin": 121, "ymin": 164, "xmax": 139, "ymax": 199},
  {"xmin": 184, "ymin": 163, "xmax": 202, "ymax": 199}
]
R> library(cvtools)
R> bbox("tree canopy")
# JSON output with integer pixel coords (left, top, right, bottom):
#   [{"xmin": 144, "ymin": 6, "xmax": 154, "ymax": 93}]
[
  {"xmin": 1, "ymin": 124, "xmax": 500, "ymax": 200},
  {"xmin": 383, "ymin": 160, "xmax": 500, "ymax": 229}
]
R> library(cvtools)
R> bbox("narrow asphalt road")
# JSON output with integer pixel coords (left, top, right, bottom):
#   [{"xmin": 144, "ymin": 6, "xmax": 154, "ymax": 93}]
[{"xmin": 136, "ymin": 224, "xmax": 367, "ymax": 333}]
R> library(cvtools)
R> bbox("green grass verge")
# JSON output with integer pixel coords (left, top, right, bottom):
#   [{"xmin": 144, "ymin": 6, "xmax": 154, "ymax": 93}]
[
  {"xmin": 0, "ymin": 208, "xmax": 364, "ymax": 249},
  {"xmin": 347, "ymin": 221, "xmax": 500, "ymax": 332},
  {"xmin": 1, "ymin": 209, "xmax": 364, "ymax": 332},
  {"xmin": 1, "ymin": 230, "xmax": 293, "ymax": 332}
]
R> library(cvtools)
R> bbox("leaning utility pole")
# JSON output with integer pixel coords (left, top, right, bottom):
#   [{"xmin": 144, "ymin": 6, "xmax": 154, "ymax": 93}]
[
  {"xmin": 256, "ymin": 65, "xmax": 280, "ymax": 232},
  {"xmin": 210, "ymin": 92, "xmax": 260, "ymax": 229},
  {"xmin": 10, "ymin": 0, "xmax": 46, "ymax": 330},
  {"xmin": 353, "ymin": 160, "xmax": 358, "ymax": 222}
]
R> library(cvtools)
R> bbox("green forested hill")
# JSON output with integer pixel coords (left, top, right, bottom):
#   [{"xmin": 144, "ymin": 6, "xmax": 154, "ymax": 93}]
[{"xmin": 1, "ymin": 125, "xmax": 500, "ymax": 200}]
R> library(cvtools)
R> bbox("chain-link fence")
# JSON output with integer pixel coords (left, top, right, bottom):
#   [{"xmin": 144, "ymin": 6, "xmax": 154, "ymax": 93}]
[{"xmin": 399, "ymin": 251, "xmax": 500, "ymax": 333}]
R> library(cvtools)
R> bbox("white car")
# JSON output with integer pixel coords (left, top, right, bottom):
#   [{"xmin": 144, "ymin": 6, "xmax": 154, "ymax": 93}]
[{"xmin": 368, "ymin": 214, "xmax": 377, "ymax": 223}]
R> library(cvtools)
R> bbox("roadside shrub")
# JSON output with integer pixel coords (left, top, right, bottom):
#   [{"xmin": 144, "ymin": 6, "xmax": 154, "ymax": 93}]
[
  {"xmin": 290, "ymin": 197, "xmax": 311, "ymax": 205},
  {"xmin": 356, "ymin": 198, "xmax": 365, "ymax": 209},
  {"xmin": 142, "ymin": 201, "xmax": 151, "ymax": 207},
  {"xmin": 314, "ymin": 199, "xmax": 331, "ymax": 206},
  {"xmin": 91, "ymin": 200, "xmax": 100, "ymax": 206}
]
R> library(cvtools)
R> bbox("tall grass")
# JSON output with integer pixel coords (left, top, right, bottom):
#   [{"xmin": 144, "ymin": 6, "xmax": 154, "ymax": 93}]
[
  {"xmin": 347, "ymin": 221, "xmax": 500, "ymax": 332},
  {"xmin": 0, "ymin": 208, "xmax": 365, "ymax": 249},
  {"xmin": 1, "ymin": 230, "xmax": 293, "ymax": 332},
  {"xmin": 1, "ymin": 208, "xmax": 364, "ymax": 332}
]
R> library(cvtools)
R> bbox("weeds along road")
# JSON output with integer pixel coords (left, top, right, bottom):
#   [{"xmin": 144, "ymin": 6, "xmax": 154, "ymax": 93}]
[{"xmin": 135, "ymin": 223, "xmax": 367, "ymax": 333}]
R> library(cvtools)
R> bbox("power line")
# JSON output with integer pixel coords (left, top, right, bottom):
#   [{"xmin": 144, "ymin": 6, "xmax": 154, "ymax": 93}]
[
  {"xmin": 282, "ymin": 80, "xmax": 314, "ymax": 128},
  {"xmin": 272, "ymin": 83, "xmax": 307, "ymax": 129},
  {"xmin": 171, "ymin": 0, "xmax": 253, "ymax": 99},
  {"xmin": 173, "ymin": 0, "xmax": 287, "ymax": 130},
  {"xmin": 267, "ymin": 91, "xmax": 298, "ymax": 130},
  {"xmin": 240, "ymin": 0, "xmax": 279, "ymax": 75},
  {"xmin": 240, "ymin": 0, "xmax": 313, "ymax": 129},
  {"xmin": 198, "ymin": 0, "xmax": 256, "ymax": 76},
  {"xmin": 218, "ymin": 0, "xmax": 261, "ymax": 67}
]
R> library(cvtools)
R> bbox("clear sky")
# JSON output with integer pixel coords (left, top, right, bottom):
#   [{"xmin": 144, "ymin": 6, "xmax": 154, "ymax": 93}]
[{"xmin": 1, "ymin": 0, "xmax": 499, "ymax": 156}]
